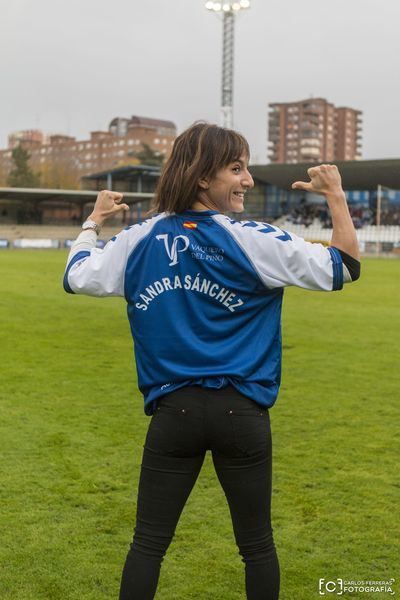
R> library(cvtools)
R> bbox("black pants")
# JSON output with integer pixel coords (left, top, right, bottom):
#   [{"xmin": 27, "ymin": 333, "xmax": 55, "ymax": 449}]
[{"xmin": 119, "ymin": 385, "xmax": 280, "ymax": 600}]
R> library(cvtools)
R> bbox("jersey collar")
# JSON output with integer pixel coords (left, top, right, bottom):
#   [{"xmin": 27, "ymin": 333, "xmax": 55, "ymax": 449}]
[{"xmin": 180, "ymin": 209, "xmax": 219, "ymax": 217}]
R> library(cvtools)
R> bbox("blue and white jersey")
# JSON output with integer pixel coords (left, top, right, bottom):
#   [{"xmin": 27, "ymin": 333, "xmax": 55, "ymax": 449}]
[{"xmin": 64, "ymin": 210, "xmax": 350, "ymax": 415}]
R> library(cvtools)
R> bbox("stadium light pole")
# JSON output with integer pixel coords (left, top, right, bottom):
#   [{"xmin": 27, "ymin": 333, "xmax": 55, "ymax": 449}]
[{"xmin": 205, "ymin": 1, "xmax": 251, "ymax": 129}]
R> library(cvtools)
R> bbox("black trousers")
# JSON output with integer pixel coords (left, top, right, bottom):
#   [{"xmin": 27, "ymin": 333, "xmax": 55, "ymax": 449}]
[{"xmin": 119, "ymin": 385, "xmax": 280, "ymax": 600}]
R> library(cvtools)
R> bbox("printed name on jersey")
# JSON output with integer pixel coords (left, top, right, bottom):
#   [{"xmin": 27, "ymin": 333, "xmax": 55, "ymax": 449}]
[{"xmin": 135, "ymin": 274, "xmax": 244, "ymax": 312}]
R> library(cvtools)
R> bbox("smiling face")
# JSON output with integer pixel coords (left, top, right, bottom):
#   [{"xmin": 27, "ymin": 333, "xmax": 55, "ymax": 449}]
[{"xmin": 195, "ymin": 155, "xmax": 254, "ymax": 213}]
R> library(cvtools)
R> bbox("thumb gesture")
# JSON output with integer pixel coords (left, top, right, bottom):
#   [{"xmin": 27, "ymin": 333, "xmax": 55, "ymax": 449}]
[
  {"xmin": 292, "ymin": 164, "xmax": 343, "ymax": 196},
  {"xmin": 90, "ymin": 190, "xmax": 130, "ymax": 226},
  {"xmin": 291, "ymin": 179, "xmax": 313, "ymax": 192}
]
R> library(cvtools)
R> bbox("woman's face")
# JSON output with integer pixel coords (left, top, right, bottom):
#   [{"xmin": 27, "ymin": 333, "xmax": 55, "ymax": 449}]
[{"xmin": 198, "ymin": 155, "xmax": 254, "ymax": 213}]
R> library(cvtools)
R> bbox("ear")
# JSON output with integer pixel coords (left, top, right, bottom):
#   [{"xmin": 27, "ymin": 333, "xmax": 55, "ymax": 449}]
[{"xmin": 198, "ymin": 178, "xmax": 209, "ymax": 190}]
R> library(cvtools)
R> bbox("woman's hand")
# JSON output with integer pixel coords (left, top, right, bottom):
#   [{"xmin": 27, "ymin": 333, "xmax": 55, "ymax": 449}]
[
  {"xmin": 292, "ymin": 164, "xmax": 344, "ymax": 199},
  {"xmin": 88, "ymin": 190, "xmax": 130, "ymax": 227},
  {"xmin": 292, "ymin": 164, "xmax": 359, "ymax": 260}
]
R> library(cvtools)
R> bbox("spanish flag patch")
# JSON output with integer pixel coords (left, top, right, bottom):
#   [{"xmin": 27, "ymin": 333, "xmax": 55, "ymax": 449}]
[{"xmin": 183, "ymin": 221, "xmax": 197, "ymax": 229}]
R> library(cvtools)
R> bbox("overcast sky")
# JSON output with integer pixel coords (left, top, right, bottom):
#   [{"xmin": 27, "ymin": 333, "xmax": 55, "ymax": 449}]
[{"xmin": 1, "ymin": 0, "xmax": 399, "ymax": 164}]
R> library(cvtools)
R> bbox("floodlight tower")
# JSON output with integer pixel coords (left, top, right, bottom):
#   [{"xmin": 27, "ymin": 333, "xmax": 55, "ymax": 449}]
[{"xmin": 205, "ymin": 1, "xmax": 251, "ymax": 129}]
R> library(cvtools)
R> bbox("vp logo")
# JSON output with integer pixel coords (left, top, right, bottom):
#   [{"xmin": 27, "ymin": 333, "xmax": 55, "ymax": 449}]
[{"xmin": 156, "ymin": 234, "xmax": 190, "ymax": 266}]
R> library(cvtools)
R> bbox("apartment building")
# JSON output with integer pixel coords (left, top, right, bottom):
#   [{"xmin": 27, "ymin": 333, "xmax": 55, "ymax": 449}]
[
  {"xmin": 268, "ymin": 98, "xmax": 362, "ymax": 164},
  {"xmin": 0, "ymin": 116, "xmax": 177, "ymax": 185}
]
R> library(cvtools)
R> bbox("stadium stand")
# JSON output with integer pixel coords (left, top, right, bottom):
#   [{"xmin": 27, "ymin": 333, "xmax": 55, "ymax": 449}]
[
  {"xmin": 0, "ymin": 224, "xmax": 117, "ymax": 242},
  {"xmin": 1, "ymin": 222, "xmax": 399, "ymax": 254},
  {"xmin": 1, "ymin": 158, "xmax": 400, "ymax": 253},
  {"xmin": 277, "ymin": 221, "xmax": 400, "ymax": 245}
]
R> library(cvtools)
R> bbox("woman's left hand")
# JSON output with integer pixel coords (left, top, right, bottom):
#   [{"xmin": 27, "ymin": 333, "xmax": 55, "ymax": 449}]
[{"xmin": 88, "ymin": 190, "xmax": 130, "ymax": 226}]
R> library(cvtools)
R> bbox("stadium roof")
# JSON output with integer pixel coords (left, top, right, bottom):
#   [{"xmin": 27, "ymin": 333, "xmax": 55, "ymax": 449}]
[
  {"xmin": 0, "ymin": 187, "xmax": 153, "ymax": 205},
  {"xmin": 0, "ymin": 165, "xmax": 159, "ymax": 208},
  {"xmin": 250, "ymin": 159, "xmax": 400, "ymax": 191},
  {"xmin": 83, "ymin": 164, "xmax": 161, "ymax": 182}
]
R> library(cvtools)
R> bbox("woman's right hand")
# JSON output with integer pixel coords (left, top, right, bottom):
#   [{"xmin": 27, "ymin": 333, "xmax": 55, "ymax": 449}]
[
  {"xmin": 291, "ymin": 164, "xmax": 344, "ymax": 199},
  {"xmin": 88, "ymin": 190, "xmax": 130, "ymax": 226}
]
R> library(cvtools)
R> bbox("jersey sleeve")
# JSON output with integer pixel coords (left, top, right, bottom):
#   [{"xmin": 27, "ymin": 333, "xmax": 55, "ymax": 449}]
[
  {"xmin": 214, "ymin": 216, "xmax": 352, "ymax": 292},
  {"xmin": 63, "ymin": 213, "xmax": 167, "ymax": 297},
  {"xmin": 63, "ymin": 228, "xmax": 133, "ymax": 297}
]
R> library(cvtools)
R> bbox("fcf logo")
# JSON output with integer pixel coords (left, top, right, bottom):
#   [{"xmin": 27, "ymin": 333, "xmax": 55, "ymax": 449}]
[
  {"xmin": 156, "ymin": 234, "xmax": 190, "ymax": 266},
  {"xmin": 319, "ymin": 579, "xmax": 343, "ymax": 595}
]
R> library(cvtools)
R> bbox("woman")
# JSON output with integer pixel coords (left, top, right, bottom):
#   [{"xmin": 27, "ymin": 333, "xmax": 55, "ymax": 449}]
[{"xmin": 64, "ymin": 122, "xmax": 360, "ymax": 599}]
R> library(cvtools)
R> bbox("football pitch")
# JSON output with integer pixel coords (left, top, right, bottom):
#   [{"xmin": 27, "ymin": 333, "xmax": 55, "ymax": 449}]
[{"xmin": 0, "ymin": 250, "xmax": 399, "ymax": 600}]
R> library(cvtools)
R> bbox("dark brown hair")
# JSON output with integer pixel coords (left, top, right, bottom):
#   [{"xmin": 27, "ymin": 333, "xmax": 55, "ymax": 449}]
[{"xmin": 151, "ymin": 122, "xmax": 250, "ymax": 214}]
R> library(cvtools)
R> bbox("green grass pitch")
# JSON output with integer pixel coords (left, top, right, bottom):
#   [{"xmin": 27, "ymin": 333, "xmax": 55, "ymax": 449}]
[{"xmin": 0, "ymin": 251, "xmax": 399, "ymax": 599}]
